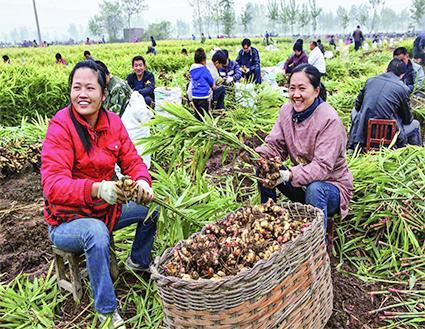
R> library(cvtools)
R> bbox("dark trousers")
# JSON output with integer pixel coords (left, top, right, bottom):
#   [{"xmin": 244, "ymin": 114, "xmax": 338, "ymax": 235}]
[
  {"xmin": 144, "ymin": 95, "xmax": 153, "ymax": 106},
  {"xmin": 243, "ymin": 68, "xmax": 262, "ymax": 84},
  {"xmin": 354, "ymin": 41, "xmax": 362, "ymax": 51},
  {"xmin": 259, "ymin": 181, "xmax": 340, "ymax": 230},
  {"xmin": 192, "ymin": 98, "xmax": 210, "ymax": 121},
  {"xmin": 212, "ymin": 85, "xmax": 225, "ymax": 109}
]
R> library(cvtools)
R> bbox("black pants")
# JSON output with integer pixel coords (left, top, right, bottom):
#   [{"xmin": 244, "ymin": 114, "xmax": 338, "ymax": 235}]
[
  {"xmin": 192, "ymin": 98, "xmax": 210, "ymax": 121},
  {"xmin": 354, "ymin": 41, "xmax": 362, "ymax": 51},
  {"xmin": 212, "ymin": 85, "xmax": 225, "ymax": 110}
]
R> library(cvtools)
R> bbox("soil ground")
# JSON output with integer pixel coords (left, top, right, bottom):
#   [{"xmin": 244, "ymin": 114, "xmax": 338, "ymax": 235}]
[{"xmin": 0, "ymin": 171, "xmax": 386, "ymax": 328}]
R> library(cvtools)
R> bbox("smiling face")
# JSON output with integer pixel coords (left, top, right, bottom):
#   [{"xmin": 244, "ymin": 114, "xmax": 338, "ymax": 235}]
[
  {"xmin": 288, "ymin": 71, "xmax": 320, "ymax": 112},
  {"xmin": 243, "ymin": 45, "xmax": 251, "ymax": 53},
  {"xmin": 133, "ymin": 59, "xmax": 145, "ymax": 78},
  {"xmin": 70, "ymin": 68, "xmax": 105, "ymax": 126}
]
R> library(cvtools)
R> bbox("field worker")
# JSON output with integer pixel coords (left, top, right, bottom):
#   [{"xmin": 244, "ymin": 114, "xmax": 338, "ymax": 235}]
[
  {"xmin": 127, "ymin": 55, "xmax": 155, "ymax": 106},
  {"xmin": 317, "ymin": 39, "xmax": 325, "ymax": 54},
  {"xmin": 250, "ymin": 64, "xmax": 352, "ymax": 230},
  {"xmin": 352, "ymin": 25, "xmax": 364, "ymax": 51},
  {"xmin": 236, "ymin": 38, "xmax": 261, "ymax": 84},
  {"xmin": 146, "ymin": 45, "xmax": 157, "ymax": 55},
  {"xmin": 393, "ymin": 47, "xmax": 424, "ymax": 93},
  {"xmin": 218, "ymin": 49, "xmax": 242, "ymax": 84},
  {"xmin": 150, "ymin": 36, "xmax": 157, "ymax": 48},
  {"xmin": 413, "ymin": 34, "xmax": 425, "ymax": 64},
  {"xmin": 55, "ymin": 53, "xmax": 68, "ymax": 65},
  {"xmin": 84, "ymin": 50, "xmax": 94, "ymax": 61},
  {"xmin": 95, "ymin": 60, "xmax": 132, "ymax": 116},
  {"xmin": 41, "ymin": 60, "xmax": 157, "ymax": 328},
  {"xmin": 329, "ymin": 35, "xmax": 336, "ymax": 49},
  {"xmin": 209, "ymin": 50, "xmax": 226, "ymax": 109},
  {"xmin": 189, "ymin": 48, "xmax": 215, "ymax": 120},
  {"xmin": 308, "ymin": 41, "xmax": 326, "ymax": 76},
  {"xmin": 284, "ymin": 40, "xmax": 308, "ymax": 75},
  {"xmin": 181, "ymin": 48, "xmax": 188, "ymax": 56},
  {"xmin": 349, "ymin": 59, "xmax": 423, "ymax": 150},
  {"xmin": 96, "ymin": 60, "xmax": 152, "ymax": 169},
  {"xmin": 2, "ymin": 55, "xmax": 11, "ymax": 64}
]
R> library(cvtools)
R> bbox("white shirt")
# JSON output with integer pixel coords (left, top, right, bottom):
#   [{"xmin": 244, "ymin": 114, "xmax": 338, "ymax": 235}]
[{"xmin": 308, "ymin": 46, "xmax": 326, "ymax": 74}]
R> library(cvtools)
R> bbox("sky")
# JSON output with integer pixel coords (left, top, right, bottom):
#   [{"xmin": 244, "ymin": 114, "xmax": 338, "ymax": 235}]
[{"xmin": 0, "ymin": 0, "xmax": 412, "ymax": 41}]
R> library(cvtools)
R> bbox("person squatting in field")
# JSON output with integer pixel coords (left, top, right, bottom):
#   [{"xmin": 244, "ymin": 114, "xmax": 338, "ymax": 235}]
[
  {"xmin": 127, "ymin": 55, "xmax": 155, "ymax": 106},
  {"xmin": 284, "ymin": 40, "xmax": 309, "ymax": 75},
  {"xmin": 188, "ymin": 48, "xmax": 226, "ymax": 120},
  {"xmin": 41, "ymin": 60, "xmax": 157, "ymax": 329},
  {"xmin": 217, "ymin": 49, "xmax": 242, "ymax": 84},
  {"xmin": 248, "ymin": 64, "xmax": 353, "ymax": 230},
  {"xmin": 349, "ymin": 58, "xmax": 423, "ymax": 150},
  {"xmin": 393, "ymin": 47, "xmax": 424, "ymax": 94},
  {"xmin": 236, "ymin": 38, "xmax": 262, "ymax": 84}
]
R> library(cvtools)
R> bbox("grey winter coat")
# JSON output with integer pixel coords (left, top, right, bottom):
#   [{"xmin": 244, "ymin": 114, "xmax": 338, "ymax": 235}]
[{"xmin": 348, "ymin": 72, "xmax": 413, "ymax": 148}]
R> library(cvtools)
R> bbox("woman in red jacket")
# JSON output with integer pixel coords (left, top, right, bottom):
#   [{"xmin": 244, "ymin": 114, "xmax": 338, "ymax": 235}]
[{"xmin": 41, "ymin": 60, "xmax": 155, "ymax": 328}]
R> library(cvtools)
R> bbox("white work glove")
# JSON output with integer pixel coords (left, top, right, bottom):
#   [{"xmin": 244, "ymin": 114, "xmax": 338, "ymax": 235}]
[
  {"xmin": 261, "ymin": 170, "xmax": 291, "ymax": 189},
  {"xmin": 275, "ymin": 170, "xmax": 291, "ymax": 186},
  {"xmin": 226, "ymin": 76, "xmax": 234, "ymax": 83},
  {"xmin": 97, "ymin": 180, "xmax": 118, "ymax": 205},
  {"xmin": 136, "ymin": 180, "xmax": 154, "ymax": 204}
]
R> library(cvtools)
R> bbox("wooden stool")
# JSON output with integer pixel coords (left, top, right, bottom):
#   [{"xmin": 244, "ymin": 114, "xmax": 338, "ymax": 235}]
[
  {"xmin": 365, "ymin": 118, "xmax": 397, "ymax": 152},
  {"xmin": 52, "ymin": 236, "xmax": 119, "ymax": 302}
]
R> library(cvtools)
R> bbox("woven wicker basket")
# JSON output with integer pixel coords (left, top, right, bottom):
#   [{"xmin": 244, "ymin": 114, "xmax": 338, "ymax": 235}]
[{"xmin": 150, "ymin": 202, "xmax": 333, "ymax": 329}]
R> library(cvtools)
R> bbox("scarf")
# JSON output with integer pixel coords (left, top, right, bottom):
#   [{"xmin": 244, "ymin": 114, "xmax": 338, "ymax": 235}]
[{"xmin": 292, "ymin": 97, "xmax": 323, "ymax": 123}]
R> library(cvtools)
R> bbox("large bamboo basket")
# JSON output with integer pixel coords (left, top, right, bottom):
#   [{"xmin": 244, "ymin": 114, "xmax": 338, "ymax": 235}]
[{"xmin": 150, "ymin": 202, "xmax": 333, "ymax": 329}]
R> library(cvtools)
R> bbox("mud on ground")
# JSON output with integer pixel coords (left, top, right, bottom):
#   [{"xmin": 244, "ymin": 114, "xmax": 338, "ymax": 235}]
[{"xmin": 0, "ymin": 171, "xmax": 385, "ymax": 328}]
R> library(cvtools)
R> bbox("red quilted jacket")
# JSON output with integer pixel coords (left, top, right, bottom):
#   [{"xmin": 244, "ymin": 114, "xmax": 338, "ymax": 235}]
[{"xmin": 41, "ymin": 106, "xmax": 151, "ymax": 231}]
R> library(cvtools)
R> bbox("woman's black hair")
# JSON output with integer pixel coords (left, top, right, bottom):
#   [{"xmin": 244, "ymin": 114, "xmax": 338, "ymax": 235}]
[
  {"xmin": 68, "ymin": 60, "xmax": 107, "ymax": 153},
  {"xmin": 293, "ymin": 41, "xmax": 303, "ymax": 52},
  {"xmin": 55, "ymin": 53, "xmax": 62, "ymax": 60},
  {"xmin": 289, "ymin": 64, "xmax": 327, "ymax": 101}
]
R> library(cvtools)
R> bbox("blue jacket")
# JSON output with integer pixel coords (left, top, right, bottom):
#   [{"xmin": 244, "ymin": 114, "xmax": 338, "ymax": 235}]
[
  {"xmin": 219, "ymin": 60, "xmax": 242, "ymax": 82},
  {"xmin": 413, "ymin": 34, "xmax": 425, "ymax": 58},
  {"xmin": 127, "ymin": 71, "xmax": 155, "ymax": 100},
  {"xmin": 236, "ymin": 47, "xmax": 260, "ymax": 72},
  {"xmin": 190, "ymin": 64, "xmax": 214, "ymax": 98}
]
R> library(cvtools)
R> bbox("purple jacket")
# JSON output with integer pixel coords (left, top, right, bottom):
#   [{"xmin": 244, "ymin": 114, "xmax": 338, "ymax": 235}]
[
  {"xmin": 284, "ymin": 51, "xmax": 308, "ymax": 73},
  {"xmin": 256, "ymin": 102, "xmax": 353, "ymax": 218}
]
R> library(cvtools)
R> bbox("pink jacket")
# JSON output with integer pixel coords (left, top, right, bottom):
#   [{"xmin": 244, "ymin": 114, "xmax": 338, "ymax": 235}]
[
  {"xmin": 41, "ymin": 106, "xmax": 151, "ymax": 231},
  {"xmin": 256, "ymin": 102, "xmax": 353, "ymax": 218}
]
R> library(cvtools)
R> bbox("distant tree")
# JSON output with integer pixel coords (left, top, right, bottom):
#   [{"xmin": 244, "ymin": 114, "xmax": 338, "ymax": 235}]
[
  {"xmin": 146, "ymin": 21, "xmax": 172, "ymax": 40},
  {"xmin": 282, "ymin": 0, "xmax": 299, "ymax": 35},
  {"xmin": 267, "ymin": 0, "xmax": 279, "ymax": 33},
  {"xmin": 100, "ymin": 1, "xmax": 124, "ymax": 41},
  {"xmin": 278, "ymin": 1, "xmax": 290, "ymax": 35},
  {"xmin": 299, "ymin": 3, "xmax": 310, "ymax": 35},
  {"xmin": 410, "ymin": 0, "xmax": 425, "ymax": 29},
  {"xmin": 121, "ymin": 0, "xmax": 147, "ymax": 29},
  {"xmin": 88, "ymin": 15, "xmax": 104, "ymax": 38},
  {"xmin": 240, "ymin": 3, "xmax": 254, "ymax": 34},
  {"xmin": 336, "ymin": 6, "xmax": 350, "ymax": 33},
  {"xmin": 189, "ymin": 0, "xmax": 204, "ymax": 34},
  {"xmin": 220, "ymin": 0, "xmax": 235, "ymax": 36},
  {"xmin": 176, "ymin": 19, "xmax": 189, "ymax": 38},
  {"xmin": 309, "ymin": 0, "xmax": 322, "ymax": 33},
  {"xmin": 67, "ymin": 24, "xmax": 79, "ymax": 40},
  {"xmin": 368, "ymin": 0, "xmax": 385, "ymax": 32},
  {"xmin": 380, "ymin": 7, "xmax": 397, "ymax": 32},
  {"xmin": 356, "ymin": 4, "xmax": 370, "ymax": 30}
]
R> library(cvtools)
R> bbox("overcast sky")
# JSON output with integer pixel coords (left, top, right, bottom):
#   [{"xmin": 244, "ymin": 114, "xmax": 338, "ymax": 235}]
[{"xmin": 0, "ymin": 0, "xmax": 412, "ymax": 41}]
